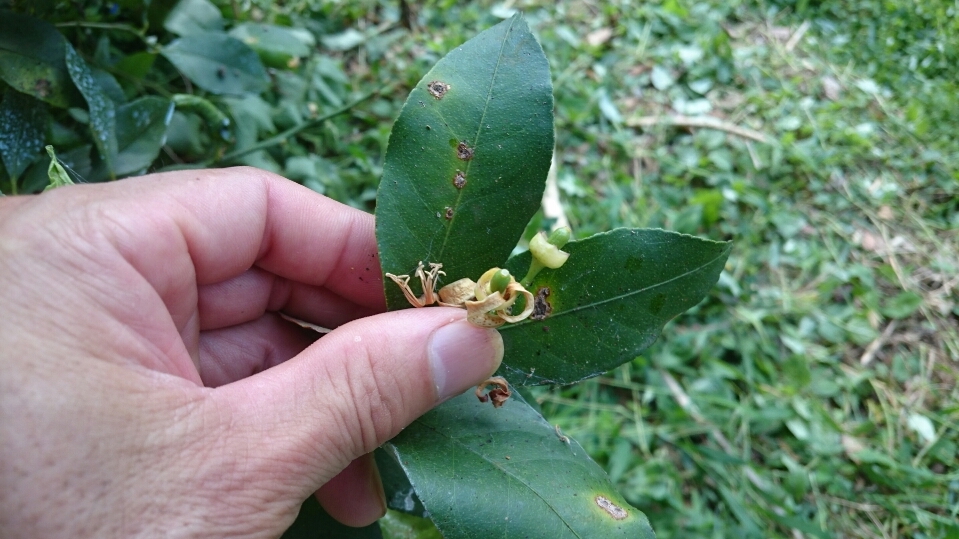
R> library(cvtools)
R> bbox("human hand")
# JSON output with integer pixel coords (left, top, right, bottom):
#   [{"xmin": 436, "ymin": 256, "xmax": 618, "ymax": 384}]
[{"xmin": 0, "ymin": 168, "xmax": 503, "ymax": 538}]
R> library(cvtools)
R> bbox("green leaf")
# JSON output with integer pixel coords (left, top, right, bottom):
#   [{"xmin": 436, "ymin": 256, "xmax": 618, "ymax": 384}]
[
  {"xmin": 281, "ymin": 494, "xmax": 382, "ymax": 539},
  {"xmin": 880, "ymin": 290, "xmax": 923, "ymax": 319},
  {"xmin": 19, "ymin": 144, "xmax": 90, "ymax": 194},
  {"xmin": 0, "ymin": 12, "xmax": 81, "ymax": 108},
  {"xmin": 229, "ymin": 23, "xmax": 311, "ymax": 69},
  {"xmin": 500, "ymin": 229, "xmax": 732, "ymax": 385},
  {"xmin": 386, "ymin": 388, "xmax": 655, "ymax": 539},
  {"xmin": 163, "ymin": 0, "xmax": 224, "ymax": 37},
  {"xmin": 44, "ymin": 145, "xmax": 73, "ymax": 190},
  {"xmin": 65, "ymin": 43, "xmax": 117, "ymax": 176},
  {"xmin": 161, "ymin": 33, "xmax": 269, "ymax": 96},
  {"xmin": 100, "ymin": 97, "xmax": 174, "ymax": 177},
  {"xmin": 375, "ymin": 448, "xmax": 428, "ymax": 518},
  {"xmin": 379, "ymin": 511, "xmax": 443, "ymax": 539},
  {"xmin": 114, "ymin": 52, "xmax": 157, "ymax": 81},
  {"xmin": 0, "ymin": 90, "xmax": 48, "ymax": 181},
  {"xmin": 375, "ymin": 14, "xmax": 554, "ymax": 310},
  {"xmin": 91, "ymin": 68, "xmax": 126, "ymax": 104}
]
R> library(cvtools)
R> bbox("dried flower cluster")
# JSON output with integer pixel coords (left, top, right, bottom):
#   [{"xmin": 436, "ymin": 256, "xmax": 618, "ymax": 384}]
[{"xmin": 386, "ymin": 262, "xmax": 533, "ymax": 328}]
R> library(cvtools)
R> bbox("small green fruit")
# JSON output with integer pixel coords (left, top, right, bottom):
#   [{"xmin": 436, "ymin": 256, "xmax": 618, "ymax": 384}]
[{"xmin": 490, "ymin": 269, "xmax": 512, "ymax": 294}]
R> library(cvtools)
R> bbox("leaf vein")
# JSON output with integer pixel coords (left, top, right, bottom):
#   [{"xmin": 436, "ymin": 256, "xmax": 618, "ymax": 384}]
[{"xmin": 503, "ymin": 246, "xmax": 730, "ymax": 331}]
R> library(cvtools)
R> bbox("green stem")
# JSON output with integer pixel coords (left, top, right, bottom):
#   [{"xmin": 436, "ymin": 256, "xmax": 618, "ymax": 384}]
[
  {"xmin": 519, "ymin": 259, "xmax": 544, "ymax": 288},
  {"xmin": 9, "ymin": 178, "xmax": 17, "ymax": 196},
  {"xmin": 210, "ymin": 85, "xmax": 390, "ymax": 166},
  {"xmin": 56, "ymin": 21, "xmax": 148, "ymax": 42}
]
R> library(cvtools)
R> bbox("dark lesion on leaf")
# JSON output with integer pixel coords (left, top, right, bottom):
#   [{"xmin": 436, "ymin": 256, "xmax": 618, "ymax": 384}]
[
  {"xmin": 530, "ymin": 286, "xmax": 552, "ymax": 320},
  {"xmin": 444, "ymin": 206, "xmax": 454, "ymax": 220},
  {"xmin": 595, "ymin": 496, "xmax": 628, "ymax": 520},
  {"xmin": 475, "ymin": 376, "xmax": 511, "ymax": 408},
  {"xmin": 453, "ymin": 170, "xmax": 467, "ymax": 189},
  {"xmin": 427, "ymin": 80, "xmax": 450, "ymax": 99},
  {"xmin": 34, "ymin": 79, "xmax": 52, "ymax": 98},
  {"xmin": 456, "ymin": 141, "xmax": 474, "ymax": 161}
]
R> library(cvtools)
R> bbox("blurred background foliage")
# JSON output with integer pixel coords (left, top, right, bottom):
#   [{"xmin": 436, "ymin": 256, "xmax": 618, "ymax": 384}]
[{"xmin": 1, "ymin": 0, "xmax": 957, "ymax": 537}]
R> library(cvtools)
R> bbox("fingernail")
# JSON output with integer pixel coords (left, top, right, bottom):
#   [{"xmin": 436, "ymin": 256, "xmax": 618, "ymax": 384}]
[{"xmin": 428, "ymin": 320, "xmax": 504, "ymax": 402}]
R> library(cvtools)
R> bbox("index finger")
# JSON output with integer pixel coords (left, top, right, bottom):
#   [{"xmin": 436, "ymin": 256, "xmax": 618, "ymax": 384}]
[{"xmin": 86, "ymin": 167, "xmax": 384, "ymax": 310}]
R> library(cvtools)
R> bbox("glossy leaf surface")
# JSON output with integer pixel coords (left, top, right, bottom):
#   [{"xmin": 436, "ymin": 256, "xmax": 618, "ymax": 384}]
[
  {"xmin": 0, "ymin": 12, "xmax": 80, "ymax": 109},
  {"xmin": 164, "ymin": 0, "xmax": 225, "ymax": 37},
  {"xmin": 0, "ymin": 90, "xmax": 48, "ymax": 181},
  {"xmin": 498, "ymin": 228, "xmax": 731, "ymax": 385},
  {"xmin": 375, "ymin": 14, "xmax": 554, "ymax": 310},
  {"xmin": 161, "ymin": 33, "xmax": 269, "ymax": 96},
  {"xmin": 112, "ymin": 97, "xmax": 175, "ymax": 177},
  {"xmin": 65, "ymin": 43, "xmax": 117, "ymax": 177},
  {"xmin": 386, "ymin": 388, "xmax": 655, "ymax": 539},
  {"xmin": 229, "ymin": 23, "xmax": 311, "ymax": 68}
]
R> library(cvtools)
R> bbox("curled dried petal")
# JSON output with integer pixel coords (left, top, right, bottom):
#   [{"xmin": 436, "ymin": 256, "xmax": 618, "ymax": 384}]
[
  {"xmin": 465, "ymin": 292, "xmax": 508, "ymax": 328},
  {"xmin": 474, "ymin": 267, "xmax": 502, "ymax": 301},
  {"xmin": 475, "ymin": 376, "xmax": 511, "ymax": 408},
  {"xmin": 498, "ymin": 283, "xmax": 535, "ymax": 323}
]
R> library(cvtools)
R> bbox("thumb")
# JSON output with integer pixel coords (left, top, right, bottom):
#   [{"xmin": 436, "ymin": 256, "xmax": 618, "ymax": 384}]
[{"xmin": 210, "ymin": 307, "xmax": 503, "ymax": 489}]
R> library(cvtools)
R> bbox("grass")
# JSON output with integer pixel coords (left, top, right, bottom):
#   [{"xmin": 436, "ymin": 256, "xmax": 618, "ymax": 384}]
[
  {"xmin": 367, "ymin": 1, "xmax": 957, "ymax": 537},
  {"xmin": 11, "ymin": 0, "xmax": 958, "ymax": 536},
  {"xmin": 514, "ymin": 1, "xmax": 959, "ymax": 537}
]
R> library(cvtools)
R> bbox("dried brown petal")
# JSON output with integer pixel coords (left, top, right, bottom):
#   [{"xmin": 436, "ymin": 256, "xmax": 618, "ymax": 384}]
[
  {"xmin": 438, "ymin": 278, "xmax": 476, "ymax": 306},
  {"xmin": 475, "ymin": 376, "xmax": 511, "ymax": 408},
  {"xmin": 466, "ymin": 292, "xmax": 508, "ymax": 328}
]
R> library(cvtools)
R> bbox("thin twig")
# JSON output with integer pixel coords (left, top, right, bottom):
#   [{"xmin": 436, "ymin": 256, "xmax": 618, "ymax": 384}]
[
  {"xmin": 785, "ymin": 21, "xmax": 810, "ymax": 52},
  {"xmin": 279, "ymin": 313, "xmax": 332, "ymax": 334},
  {"xmin": 56, "ymin": 21, "xmax": 148, "ymax": 43},
  {"xmin": 860, "ymin": 320, "xmax": 898, "ymax": 366},
  {"xmin": 659, "ymin": 369, "xmax": 768, "ymax": 491},
  {"xmin": 214, "ymin": 85, "xmax": 390, "ymax": 165},
  {"xmin": 627, "ymin": 114, "xmax": 773, "ymax": 144},
  {"xmin": 660, "ymin": 369, "xmax": 729, "ymax": 450}
]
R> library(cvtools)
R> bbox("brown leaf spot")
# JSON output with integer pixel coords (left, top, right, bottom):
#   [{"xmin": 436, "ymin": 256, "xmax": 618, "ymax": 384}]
[
  {"xmin": 595, "ymin": 496, "xmax": 628, "ymax": 520},
  {"xmin": 530, "ymin": 287, "xmax": 552, "ymax": 320},
  {"xmin": 456, "ymin": 142, "xmax": 474, "ymax": 161},
  {"xmin": 453, "ymin": 170, "xmax": 467, "ymax": 189},
  {"xmin": 475, "ymin": 376, "xmax": 511, "ymax": 408},
  {"xmin": 444, "ymin": 207, "xmax": 454, "ymax": 220},
  {"xmin": 427, "ymin": 80, "xmax": 450, "ymax": 99},
  {"xmin": 34, "ymin": 79, "xmax": 51, "ymax": 98}
]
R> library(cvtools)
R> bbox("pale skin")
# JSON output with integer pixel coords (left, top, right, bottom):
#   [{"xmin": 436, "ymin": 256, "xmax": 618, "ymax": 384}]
[{"xmin": 0, "ymin": 167, "xmax": 504, "ymax": 538}]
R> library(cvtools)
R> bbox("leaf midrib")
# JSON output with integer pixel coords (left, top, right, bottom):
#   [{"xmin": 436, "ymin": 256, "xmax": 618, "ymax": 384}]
[
  {"xmin": 412, "ymin": 419, "xmax": 586, "ymax": 539},
  {"xmin": 501, "ymin": 243, "xmax": 731, "ymax": 332},
  {"xmin": 434, "ymin": 15, "xmax": 518, "ymax": 267}
]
